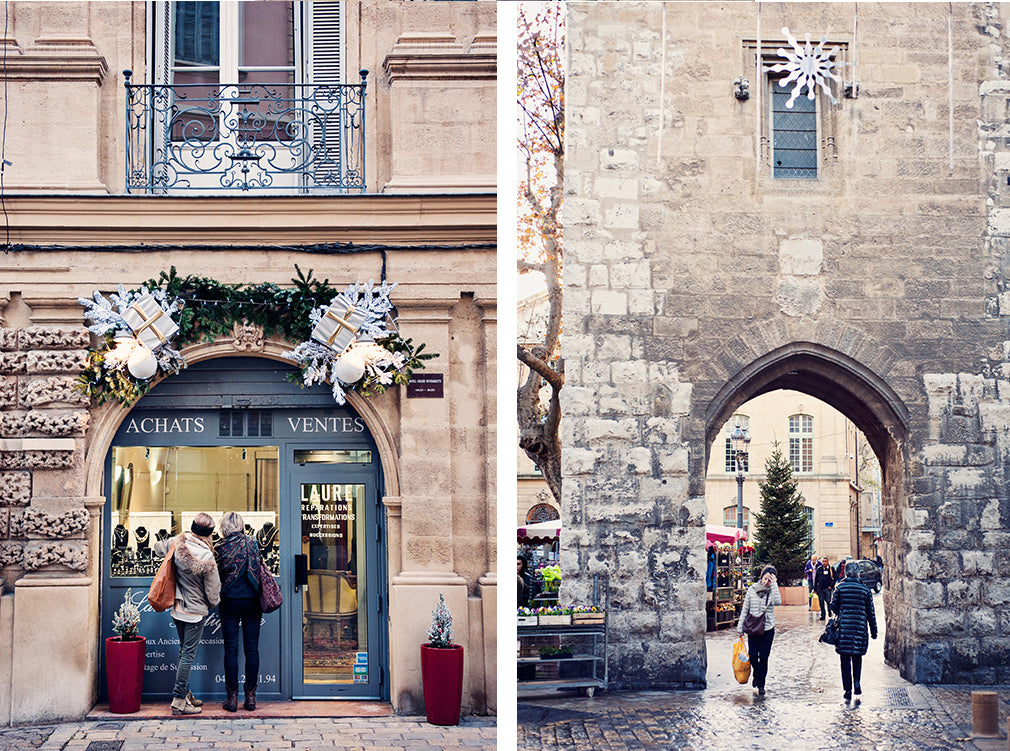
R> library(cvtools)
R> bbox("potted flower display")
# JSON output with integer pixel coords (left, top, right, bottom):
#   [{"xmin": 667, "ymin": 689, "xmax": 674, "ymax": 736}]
[
  {"xmin": 420, "ymin": 593, "xmax": 464, "ymax": 726},
  {"xmin": 105, "ymin": 588, "xmax": 146, "ymax": 713},
  {"xmin": 517, "ymin": 606, "xmax": 538, "ymax": 627},
  {"xmin": 538, "ymin": 645, "xmax": 574, "ymax": 659},
  {"xmin": 571, "ymin": 605, "xmax": 606, "ymax": 625},
  {"xmin": 535, "ymin": 605, "xmax": 573, "ymax": 626}
]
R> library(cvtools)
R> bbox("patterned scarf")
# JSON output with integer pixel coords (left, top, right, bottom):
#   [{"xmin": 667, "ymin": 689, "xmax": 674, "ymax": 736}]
[{"xmin": 215, "ymin": 532, "xmax": 258, "ymax": 591}]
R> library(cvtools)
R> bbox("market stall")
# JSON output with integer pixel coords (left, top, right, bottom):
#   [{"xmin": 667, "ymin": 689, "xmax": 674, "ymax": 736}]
[{"xmin": 705, "ymin": 525, "xmax": 752, "ymax": 631}]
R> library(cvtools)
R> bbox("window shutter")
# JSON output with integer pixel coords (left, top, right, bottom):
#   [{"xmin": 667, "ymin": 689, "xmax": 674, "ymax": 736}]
[
  {"xmin": 305, "ymin": 1, "xmax": 348, "ymax": 189},
  {"xmin": 307, "ymin": 1, "xmax": 345, "ymax": 85}
]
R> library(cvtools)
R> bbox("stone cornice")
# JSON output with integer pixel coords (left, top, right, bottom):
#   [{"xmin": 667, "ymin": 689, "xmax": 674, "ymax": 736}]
[
  {"xmin": 4, "ymin": 193, "xmax": 497, "ymax": 245},
  {"xmin": 383, "ymin": 52, "xmax": 496, "ymax": 81},
  {"xmin": 0, "ymin": 41, "xmax": 109, "ymax": 84}
]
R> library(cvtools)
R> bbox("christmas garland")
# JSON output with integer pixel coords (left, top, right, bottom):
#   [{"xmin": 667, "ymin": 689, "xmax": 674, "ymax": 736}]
[{"xmin": 76, "ymin": 266, "xmax": 434, "ymax": 406}]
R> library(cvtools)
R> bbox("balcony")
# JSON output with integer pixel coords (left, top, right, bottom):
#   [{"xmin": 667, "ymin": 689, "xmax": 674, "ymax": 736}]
[{"xmin": 124, "ymin": 70, "xmax": 367, "ymax": 194}]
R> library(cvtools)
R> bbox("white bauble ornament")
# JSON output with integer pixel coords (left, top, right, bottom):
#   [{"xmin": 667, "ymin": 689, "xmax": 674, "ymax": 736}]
[
  {"xmin": 333, "ymin": 349, "xmax": 366, "ymax": 384},
  {"xmin": 127, "ymin": 344, "xmax": 158, "ymax": 380}
]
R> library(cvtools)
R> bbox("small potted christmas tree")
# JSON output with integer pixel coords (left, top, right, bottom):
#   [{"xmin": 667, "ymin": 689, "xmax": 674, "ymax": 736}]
[
  {"xmin": 419, "ymin": 593, "xmax": 464, "ymax": 725},
  {"xmin": 105, "ymin": 588, "xmax": 146, "ymax": 713}
]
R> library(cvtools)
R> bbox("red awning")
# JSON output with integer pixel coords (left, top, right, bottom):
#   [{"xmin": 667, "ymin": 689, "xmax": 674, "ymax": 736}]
[{"xmin": 705, "ymin": 524, "xmax": 748, "ymax": 545}]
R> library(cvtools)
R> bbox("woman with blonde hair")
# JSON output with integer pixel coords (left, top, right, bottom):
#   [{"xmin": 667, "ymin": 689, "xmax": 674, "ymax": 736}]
[
  {"xmin": 153, "ymin": 512, "xmax": 220, "ymax": 715},
  {"xmin": 215, "ymin": 511, "xmax": 266, "ymax": 712}
]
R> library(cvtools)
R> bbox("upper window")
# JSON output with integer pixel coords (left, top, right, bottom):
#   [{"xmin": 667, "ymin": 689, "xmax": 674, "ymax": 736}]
[
  {"xmin": 169, "ymin": 1, "xmax": 297, "ymax": 87},
  {"xmin": 749, "ymin": 35, "xmax": 846, "ymax": 183},
  {"xmin": 770, "ymin": 75, "xmax": 817, "ymax": 179},
  {"xmin": 130, "ymin": 1, "xmax": 363, "ymax": 194},
  {"xmin": 789, "ymin": 414, "xmax": 814, "ymax": 473},
  {"xmin": 723, "ymin": 505, "xmax": 750, "ymax": 534},
  {"xmin": 723, "ymin": 415, "xmax": 750, "ymax": 473}
]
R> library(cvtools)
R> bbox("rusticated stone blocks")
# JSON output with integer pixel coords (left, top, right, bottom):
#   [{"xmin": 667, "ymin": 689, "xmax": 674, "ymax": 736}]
[
  {"xmin": 19, "ymin": 377, "xmax": 88, "ymax": 407},
  {"xmin": 23, "ymin": 542, "xmax": 87, "ymax": 572},
  {"xmin": 0, "ymin": 411, "xmax": 89, "ymax": 438},
  {"xmin": 0, "ymin": 452, "xmax": 74, "ymax": 470},
  {"xmin": 21, "ymin": 507, "xmax": 89, "ymax": 539},
  {"xmin": 0, "ymin": 472, "xmax": 30, "ymax": 506}
]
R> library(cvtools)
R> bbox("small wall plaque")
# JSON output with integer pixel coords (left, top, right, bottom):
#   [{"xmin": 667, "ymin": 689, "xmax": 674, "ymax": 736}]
[{"xmin": 407, "ymin": 373, "xmax": 444, "ymax": 398}]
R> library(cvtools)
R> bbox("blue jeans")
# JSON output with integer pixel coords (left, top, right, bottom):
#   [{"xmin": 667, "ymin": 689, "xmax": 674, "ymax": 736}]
[
  {"xmin": 172, "ymin": 617, "xmax": 206, "ymax": 699},
  {"xmin": 220, "ymin": 596, "xmax": 262, "ymax": 691}
]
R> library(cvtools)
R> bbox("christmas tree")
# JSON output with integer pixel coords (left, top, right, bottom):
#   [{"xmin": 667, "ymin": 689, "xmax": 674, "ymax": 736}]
[{"xmin": 752, "ymin": 443, "xmax": 812, "ymax": 586}]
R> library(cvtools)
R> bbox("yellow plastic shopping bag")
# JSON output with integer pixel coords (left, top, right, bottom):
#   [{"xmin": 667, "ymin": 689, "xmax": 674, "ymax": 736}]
[{"xmin": 732, "ymin": 635, "xmax": 751, "ymax": 684}]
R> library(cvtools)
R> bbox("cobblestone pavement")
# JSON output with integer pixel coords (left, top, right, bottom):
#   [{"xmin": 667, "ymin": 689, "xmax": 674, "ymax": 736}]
[
  {"xmin": 518, "ymin": 596, "xmax": 1010, "ymax": 750},
  {"xmin": 0, "ymin": 715, "xmax": 496, "ymax": 751}
]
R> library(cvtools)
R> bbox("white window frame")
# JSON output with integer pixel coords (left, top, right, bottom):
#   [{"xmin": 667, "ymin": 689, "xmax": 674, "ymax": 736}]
[
  {"xmin": 723, "ymin": 415, "xmax": 750, "ymax": 473},
  {"xmin": 789, "ymin": 414, "xmax": 814, "ymax": 473},
  {"xmin": 148, "ymin": 1, "xmax": 346, "ymax": 193}
]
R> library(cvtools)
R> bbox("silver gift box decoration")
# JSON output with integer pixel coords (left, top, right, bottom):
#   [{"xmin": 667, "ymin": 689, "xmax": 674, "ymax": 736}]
[
  {"xmin": 310, "ymin": 299, "xmax": 369, "ymax": 356},
  {"xmin": 122, "ymin": 294, "xmax": 179, "ymax": 350}
]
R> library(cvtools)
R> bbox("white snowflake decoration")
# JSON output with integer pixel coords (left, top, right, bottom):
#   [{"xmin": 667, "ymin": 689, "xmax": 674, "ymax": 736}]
[
  {"xmin": 285, "ymin": 280, "xmax": 411, "ymax": 405},
  {"xmin": 764, "ymin": 27, "xmax": 843, "ymax": 109}
]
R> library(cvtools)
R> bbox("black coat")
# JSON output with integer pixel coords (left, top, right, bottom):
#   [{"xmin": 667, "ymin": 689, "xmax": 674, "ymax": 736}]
[
  {"xmin": 813, "ymin": 563, "xmax": 835, "ymax": 592},
  {"xmin": 830, "ymin": 578, "xmax": 877, "ymax": 656}
]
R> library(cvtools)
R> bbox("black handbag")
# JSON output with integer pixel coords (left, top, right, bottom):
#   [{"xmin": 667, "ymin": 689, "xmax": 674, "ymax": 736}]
[
  {"xmin": 741, "ymin": 591, "xmax": 770, "ymax": 635},
  {"xmin": 819, "ymin": 616, "xmax": 840, "ymax": 645}
]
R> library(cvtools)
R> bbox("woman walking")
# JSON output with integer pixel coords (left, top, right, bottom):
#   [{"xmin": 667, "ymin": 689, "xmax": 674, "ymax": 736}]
[
  {"xmin": 153, "ymin": 512, "xmax": 221, "ymax": 715},
  {"xmin": 215, "ymin": 511, "xmax": 266, "ymax": 712},
  {"xmin": 737, "ymin": 565, "xmax": 782, "ymax": 696},
  {"xmin": 830, "ymin": 561, "xmax": 878, "ymax": 702}
]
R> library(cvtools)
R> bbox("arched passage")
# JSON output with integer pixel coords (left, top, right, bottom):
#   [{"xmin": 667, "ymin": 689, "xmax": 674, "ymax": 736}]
[
  {"xmin": 702, "ymin": 342, "xmax": 912, "ymax": 676},
  {"xmin": 705, "ymin": 343, "xmax": 910, "ymax": 471}
]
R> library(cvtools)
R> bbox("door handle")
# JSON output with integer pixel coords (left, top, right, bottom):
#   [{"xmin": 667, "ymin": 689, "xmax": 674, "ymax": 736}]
[{"xmin": 294, "ymin": 554, "xmax": 308, "ymax": 592}]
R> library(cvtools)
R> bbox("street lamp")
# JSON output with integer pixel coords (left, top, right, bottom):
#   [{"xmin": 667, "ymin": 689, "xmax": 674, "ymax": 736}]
[{"xmin": 730, "ymin": 423, "xmax": 751, "ymax": 546}]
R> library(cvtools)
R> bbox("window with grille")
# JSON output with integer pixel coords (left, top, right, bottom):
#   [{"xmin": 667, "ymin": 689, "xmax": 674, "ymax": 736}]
[
  {"xmin": 723, "ymin": 505, "xmax": 749, "ymax": 534},
  {"xmin": 789, "ymin": 414, "xmax": 813, "ymax": 473},
  {"xmin": 770, "ymin": 75, "xmax": 818, "ymax": 179},
  {"xmin": 723, "ymin": 415, "xmax": 750, "ymax": 473},
  {"xmin": 219, "ymin": 410, "xmax": 273, "ymax": 438}
]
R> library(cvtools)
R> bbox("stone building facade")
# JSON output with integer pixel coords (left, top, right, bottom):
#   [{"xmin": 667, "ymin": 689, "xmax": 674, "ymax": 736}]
[
  {"xmin": 563, "ymin": 1, "xmax": 1010, "ymax": 687},
  {"xmin": 0, "ymin": 1, "xmax": 495, "ymax": 725}
]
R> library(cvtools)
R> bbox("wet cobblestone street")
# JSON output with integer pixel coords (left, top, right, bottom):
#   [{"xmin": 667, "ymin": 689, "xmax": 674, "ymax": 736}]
[{"xmin": 518, "ymin": 597, "xmax": 1010, "ymax": 750}]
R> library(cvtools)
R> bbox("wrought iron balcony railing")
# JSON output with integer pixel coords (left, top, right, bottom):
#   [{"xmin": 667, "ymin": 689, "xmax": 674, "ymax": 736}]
[{"xmin": 124, "ymin": 70, "xmax": 367, "ymax": 194}]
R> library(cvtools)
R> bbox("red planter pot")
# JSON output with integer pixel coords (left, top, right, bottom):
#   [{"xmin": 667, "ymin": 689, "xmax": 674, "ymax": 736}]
[
  {"xmin": 420, "ymin": 643, "xmax": 464, "ymax": 726},
  {"xmin": 106, "ymin": 636, "xmax": 146, "ymax": 714}
]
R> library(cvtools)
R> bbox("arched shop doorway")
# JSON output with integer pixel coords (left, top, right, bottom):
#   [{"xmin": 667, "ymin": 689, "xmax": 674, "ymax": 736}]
[{"xmin": 99, "ymin": 357, "xmax": 388, "ymax": 701}]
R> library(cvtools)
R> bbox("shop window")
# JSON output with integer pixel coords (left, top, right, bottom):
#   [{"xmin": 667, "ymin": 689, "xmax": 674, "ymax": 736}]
[
  {"xmin": 723, "ymin": 415, "xmax": 750, "ymax": 473},
  {"xmin": 111, "ymin": 445, "xmax": 279, "ymax": 577},
  {"xmin": 723, "ymin": 505, "xmax": 749, "ymax": 535},
  {"xmin": 789, "ymin": 414, "xmax": 814, "ymax": 473}
]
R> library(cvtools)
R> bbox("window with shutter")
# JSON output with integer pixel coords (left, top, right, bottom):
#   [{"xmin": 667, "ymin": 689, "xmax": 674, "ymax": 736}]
[{"xmin": 138, "ymin": 1, "xmax": 360, "ymax": 193}]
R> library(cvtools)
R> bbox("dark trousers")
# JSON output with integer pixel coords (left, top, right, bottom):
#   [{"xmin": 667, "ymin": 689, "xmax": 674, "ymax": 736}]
[
  {"xmin": 817, "ymin": 588, "xmax": 832, "ymax": 618},
  {"xmin": 747, "ymin": 628, "xmax": 775, "ymax": 690},
  {"xmin": 220, "ymin": 596, "xmax": 263, "ymax": 691},
  {"xmin": 172, "ymin": 617, "xmax": 206, "ymax": 699},
  {"xmin": 840, "ymin": 654, "xmax": 863, "ymax": 694}
]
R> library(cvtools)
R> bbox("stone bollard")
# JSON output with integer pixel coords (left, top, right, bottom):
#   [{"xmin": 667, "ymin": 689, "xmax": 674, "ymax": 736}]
[{"xmin": 971, "ymin": 691, "xmax": 999, "ymax": 737}]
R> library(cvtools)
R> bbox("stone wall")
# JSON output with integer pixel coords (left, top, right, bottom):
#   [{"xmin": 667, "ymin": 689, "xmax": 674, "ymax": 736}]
[{"xmin": 563, "ymin": 1, "xmax": 1010, "ymax": 686}]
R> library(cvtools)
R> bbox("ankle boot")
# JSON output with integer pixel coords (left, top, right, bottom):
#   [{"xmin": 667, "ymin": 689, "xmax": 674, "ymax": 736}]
[
  {"xmin": 222, "ymin": 687, "xmax": 238, "ymax": 712},
  {"xmin": 186, "ymin": 690, "xmax": 203, "ymax": 707},
  {"xmin": 171, "ymin": 695, "xmax": 201, "ymax": 715},
  {"xmin": 244, "ymin": 687, "xmax": 257, "ymax": 711}
]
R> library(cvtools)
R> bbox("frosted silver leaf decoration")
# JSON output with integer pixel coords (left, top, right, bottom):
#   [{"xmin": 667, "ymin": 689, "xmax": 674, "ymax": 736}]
[{"xmin": 764, "ymin": 27, "xmax": 843, "ymax": 109}]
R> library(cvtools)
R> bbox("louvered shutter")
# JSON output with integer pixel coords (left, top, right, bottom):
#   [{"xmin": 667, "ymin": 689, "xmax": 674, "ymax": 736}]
[{"xmin": 305, "ymin": 1, "xmax": 347, "ymax": 188}]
